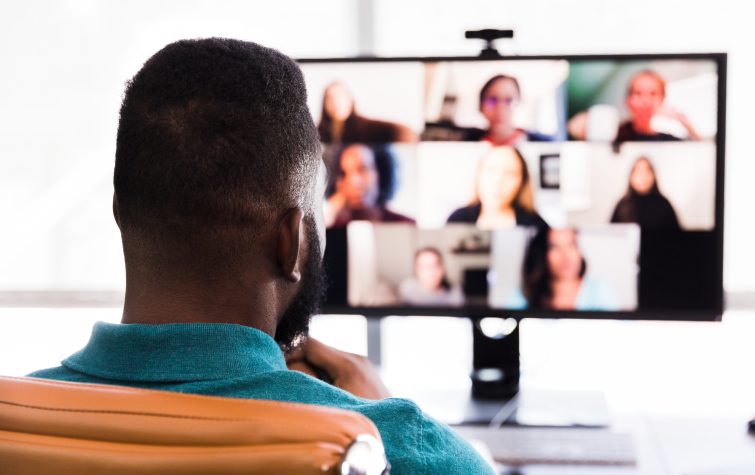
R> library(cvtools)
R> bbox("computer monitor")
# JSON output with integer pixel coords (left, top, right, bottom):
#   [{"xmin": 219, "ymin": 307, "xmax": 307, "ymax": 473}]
[{"xmin": 298, "ymin": 53, "xmax": 726, "ymax": 323}]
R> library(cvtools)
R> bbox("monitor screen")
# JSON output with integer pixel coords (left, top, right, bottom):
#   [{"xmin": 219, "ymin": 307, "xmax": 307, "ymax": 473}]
[{"xmin": 298, "ymin": 54, "xmax": 725, "ymax": 320}]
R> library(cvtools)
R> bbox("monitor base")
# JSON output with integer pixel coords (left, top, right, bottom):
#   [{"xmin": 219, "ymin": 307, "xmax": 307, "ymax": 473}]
[{"xmin": 459, "ymin": 389, "xmax": 611, "ymax": 428}]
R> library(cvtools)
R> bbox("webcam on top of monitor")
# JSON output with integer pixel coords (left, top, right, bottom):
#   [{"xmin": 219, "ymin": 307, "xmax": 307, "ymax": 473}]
[{"xmin": 465, "ymin": 29, "xmax": 514, "ymax": 57}]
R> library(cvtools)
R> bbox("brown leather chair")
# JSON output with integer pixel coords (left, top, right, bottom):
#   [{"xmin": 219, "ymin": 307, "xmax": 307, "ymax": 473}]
[{"xmin": 0, "ymin": 376, "xmax": 390, "ymax": 475}]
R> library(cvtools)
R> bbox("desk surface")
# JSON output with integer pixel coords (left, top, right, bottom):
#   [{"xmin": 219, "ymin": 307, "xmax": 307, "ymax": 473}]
[
  {"xmin": 461, "ymin": 415, "xmax": 755, "ymax": 475},
  {"xmin": 401, "ymin": 385, "xmax": 755, "ymax": 474}
]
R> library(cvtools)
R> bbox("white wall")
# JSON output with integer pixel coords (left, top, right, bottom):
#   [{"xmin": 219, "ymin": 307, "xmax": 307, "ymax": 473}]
[{"xmin": 0, "ymin": 0, "xmax": 356, "ymax": 291}]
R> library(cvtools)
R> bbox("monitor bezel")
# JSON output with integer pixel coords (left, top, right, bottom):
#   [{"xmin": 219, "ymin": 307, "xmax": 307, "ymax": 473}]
[{"xmin": 299, "ymin": 52, "xmax": 727, "ymax": 322}]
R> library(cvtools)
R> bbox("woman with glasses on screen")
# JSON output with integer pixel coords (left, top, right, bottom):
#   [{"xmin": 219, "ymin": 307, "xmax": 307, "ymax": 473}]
[
  {"xmin": 611, "ymin": 156, "xmax": 680, "ymax": 229},
  {"xmin": 508, "ymin": 228, "xmax": 618, "ymax": 311},
  {"xmin": 317, "ymin": 81, "xmax": 418, "ymax": 144},
  {"xmin": 447, "ymin": 146, "xmax": 547, "ymax": 230},
  {"xmin": 463, "ymin": 74, "xmax": 553, "ymax": 146}
]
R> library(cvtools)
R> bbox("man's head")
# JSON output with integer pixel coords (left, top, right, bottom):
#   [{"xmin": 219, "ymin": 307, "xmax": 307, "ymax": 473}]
[{"xmin": 114, "ymin": 38, "xmax": 325, "ymax": 350}]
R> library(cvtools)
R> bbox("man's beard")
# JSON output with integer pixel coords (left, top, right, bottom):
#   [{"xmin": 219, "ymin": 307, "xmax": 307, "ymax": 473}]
[{"xmin": 274, "ymin": 217, "xmax": 326, "ymax": 353}]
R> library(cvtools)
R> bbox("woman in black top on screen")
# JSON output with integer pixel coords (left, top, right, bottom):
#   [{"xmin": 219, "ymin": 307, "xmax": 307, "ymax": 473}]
[
  {"xmin": 318, "ymin": 81, "xmax": 417, "ymax": 144},
  {"xmin": 447, "ymin": 146, "xmax": 547, "ymax": 230},
  {"xmin": 611, "ymin": 156, "xmax": 680, "ymax": 229}
]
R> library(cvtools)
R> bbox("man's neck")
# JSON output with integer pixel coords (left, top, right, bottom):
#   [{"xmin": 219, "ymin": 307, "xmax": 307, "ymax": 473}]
[{"xmin": 120, "ymin": 272, "xmax": 280, "ymax": 338}]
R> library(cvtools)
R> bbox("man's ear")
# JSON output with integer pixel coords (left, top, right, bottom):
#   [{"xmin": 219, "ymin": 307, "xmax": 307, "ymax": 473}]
[
  {"xmin": 277, "ymin": 207, "xmax": 305, "ymax": 283},
  {"xmin": 112, "ymin": 193, "xmax": 121, "ymax": 229}
]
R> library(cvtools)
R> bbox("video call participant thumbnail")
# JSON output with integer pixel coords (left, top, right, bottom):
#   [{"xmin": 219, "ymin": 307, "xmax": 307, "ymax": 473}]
[
  {"xmin": 611, "ymin": 156, "xmax": 680, "ymax": 229},
  {"xmin": 463, "ymin": 74, "xmax": 554, "ymax": 146},
  {"xmin": 508, "ymin": 228, "xmax": 618, "ymax": 311},
  {"xmin": 398, "ymin": 247, "xmax": 465, "ymax": 307},
  {"xmin": 447, "ymin": 146, "xmax": 548, "ymax": 230},
  {"xmin": 614, "ymin": 70, "xmax": 700, "ymax": 148},
  {"xmin": 324, "ymin": 143, "xmax": 415, "ymax": 227},
  {"xmin": 318, "ymin": 81, "xmax": 418, "ymax": 144}
]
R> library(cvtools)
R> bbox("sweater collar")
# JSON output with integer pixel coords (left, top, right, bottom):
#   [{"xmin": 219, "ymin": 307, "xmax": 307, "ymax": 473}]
[{"xmin": 62, "ymin": 321, "xmax": 287, "ymax": 382}]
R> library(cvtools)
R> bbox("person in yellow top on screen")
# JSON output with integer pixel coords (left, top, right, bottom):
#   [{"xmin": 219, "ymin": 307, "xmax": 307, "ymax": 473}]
[
  {"xmin": 463, "ymin": 74, "xmax": 554, "ymax": 145},
  {"xmin": 506, "ymin": 228, "xmax": 619, "ymax": 311},
  {"xmin": 613, "ymin": 70, "xmax": 700, "ymax": 148},
  {"xmin": 398, "ymin": 247, "xmax": 465, "ymax": 307},
  {"xmin": 324, "ymin": 143, "xmax": 415, "ymax": 227},
  {"xmin": 447, "ymin": 146, "xmax": 548, "ymax": 230},
  {"xmin": 317, "ymin": 82, "xmax": 418, "ymax": 144}
]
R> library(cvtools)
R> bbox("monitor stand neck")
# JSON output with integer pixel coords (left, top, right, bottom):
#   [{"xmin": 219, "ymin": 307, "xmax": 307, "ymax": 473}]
[
  {"xmin": 366, "ymin": 317, "xmax": 382, "ymax": 367},
  {"xmin": 471, "ymin": 318, "xmax": 521, "ymax": 400}
]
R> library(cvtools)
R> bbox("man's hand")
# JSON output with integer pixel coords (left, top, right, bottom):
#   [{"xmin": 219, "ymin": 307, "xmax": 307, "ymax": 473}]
[{"xmin": 286, "ymin": 337, "xmax": 391, "ymax": 400}]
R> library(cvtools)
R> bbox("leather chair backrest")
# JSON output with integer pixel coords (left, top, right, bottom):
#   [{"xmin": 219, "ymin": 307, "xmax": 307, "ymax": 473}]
[{"xmin": 0, "ymin": 376, "xmax": 386, "ymax": 475}]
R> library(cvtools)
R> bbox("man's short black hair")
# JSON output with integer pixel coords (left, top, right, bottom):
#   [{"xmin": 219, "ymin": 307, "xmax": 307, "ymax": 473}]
[{"xmin": 114, "ymin": 38, "xmax": 321, "ymax": 261}]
